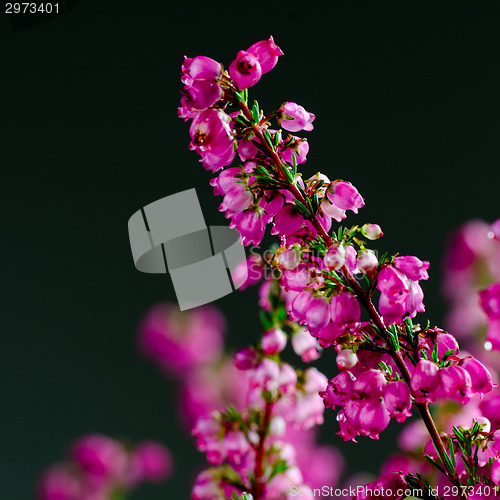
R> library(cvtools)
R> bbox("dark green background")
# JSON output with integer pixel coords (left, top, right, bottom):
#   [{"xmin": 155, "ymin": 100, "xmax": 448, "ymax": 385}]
[{"xmin": 2, "ymin": 1, "xmax": 500, "ymax": 498}]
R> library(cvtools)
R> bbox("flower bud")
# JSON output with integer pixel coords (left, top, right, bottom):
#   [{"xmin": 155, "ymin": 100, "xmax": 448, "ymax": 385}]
[
  {"xmin": 336, "ymin": 350, "xmax": 358, "ymax": 370},
  {"xmin": 324, "ymin": 244, "xmax": 346, "ymax": 270},
  {"xmin": 361, "ymin": 223, "xmax": 383, "ymax": 240},
  {"xmin": 291, "ymin": 327, "xmax": 321, "ymax": 362},
  {"xmin": 261, "ymin": 327, "xmax": 287, "ymax": 354},
  {"xmin": 356, "ymin": 249, "xmax": 378, "ymax": 275},
  {"xmin": 234, "ymin": 347, "xmax": 259, "ymax": 370}
]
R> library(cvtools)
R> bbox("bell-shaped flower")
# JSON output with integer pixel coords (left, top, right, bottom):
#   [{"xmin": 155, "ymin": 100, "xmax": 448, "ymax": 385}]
[
  {"xmin": 411, "ymin": 359, "xmax": 440, "ymax": 403},
  {"xmin": 229, "ymin": 50, "xmax": 262, "ymax": 90},
  {"xmin": 439, "ymin": 364, "xmax": 472, "ymax": 404},
  {"xmin": 460, "ymin": 356, "xmax": 493, "ymax": 396},
  {"xmin": 327, "ymin": 181, "xmax": 364, "ymax": 214},
  {"xmin": 279, "ymin": 102, "xmax": 315, "ymax": 132},
  {"xmin": 247, "ymin": 36, "xmax": 283, "ymax": 74},
  {"xmin": 393, "ymin": 255, "xmax": 430, "ymax": 281},
  {"xmin": 384, "ymin": 381, "xmax": 412, "ymax": 423}
]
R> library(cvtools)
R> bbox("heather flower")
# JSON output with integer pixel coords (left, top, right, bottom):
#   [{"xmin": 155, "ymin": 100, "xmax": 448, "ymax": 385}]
[
  {"xmin": 439, "ymin": 364, "xmax": 472, "ymax": 404},
  {"xmin": 358, "ymin": 400, "xmax": 391, "ymax": 439},
  {"xmin": 247, "ymin": 36, "xmax": 283, "ymax": 74},
  {"xmin": 384, "ymin": 381, "xmax": 412, "ymax": 423},
  {"xmin": 70, "ymin": 434, "xmax": 128, "ymax": 481},
  {"xmin": 279, "ymin": 102, "xmax": 315, "ymax": 132},
  {"xmin": 321, "ymin": 198, "xmax": 347, "ymax": 222},
  {"xmin": 229, "ymin": 50, "xmax": 262, "ymax": 90},
  {"xmin": 181, "ymin": 56, "xmax": 222, "ymax": 85},
  {"xmin": 129, "ymin": 442, "xmax": 173, "ymax": 484},
  {"xmin": 361, "ymin": 223, "xmax": 383, "ymax": 240},
  {"xmin": 37, "ymin": 465, "xmax": 81, "ymax": 500},
  {"xmin": 353, "ymin": 369, "xmax": 387, "ymax": 403},
  {"xmin": 355, "ymin": 472, "xmax": 407, "ymax": 500},
  {"xmin": 272, "ymin": 204, "xmax": 304, "ymax": 236},
  {"xmin": 234, "ymin": 347, "xmax": 259, "ymax": 371},
  {"xmin": 356, "ymin": 249, "xmax": 378, "ymax": 275},
  {"xmin": 230, "ymin": 209, "xmax": 266, "ymax": 246},
  {"xmin": 291, "ymin": 327, "xmax": 321, "ymax": 362},
  {"xmin": 479, "ymin": 283, "xmax": 500, "ymax": 320},
  {"xmin": 219, "ymin": 184, "xmax": 253, "ymax": 216},
  {"xmin": 460, "ymin": 357, "xmax": 494, "ymax": 395},
  {"xmin": 327, "ymin": 181, "xmax": 364, "ymax": 214},
  {"xmin": 278, "ymin": 247, "xmax": 301, "ymax": 270},
  {"xmin": 280, "ymin": 137, "xmax": 309, "ymax": 164},
  {"xmin": 304, "ymin": 295, "xmax": 331, "ymax": 334},
  {"xmin": 189, "ymin": 109, "xmax": 236, "ymax": 171},
  {"xmin": 411, "ymin": 359, "xmax": 440, "ymax": 403},
  {"xmin": 324, "ymin": 244, "xmax": 346, "ymax": 270},
  {"xmin": 393, "ymin": 255, "xmax": 430, "ymax": 281},
  {"xmin": 336, "ymin": 350, "xmax": 358, "ymax": 370}
]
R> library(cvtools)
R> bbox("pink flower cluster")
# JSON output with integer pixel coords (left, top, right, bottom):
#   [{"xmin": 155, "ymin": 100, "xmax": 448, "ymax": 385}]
[
  {"xmin": 191, "ymin": 353, "xmax": 341, "ymax": 500},
  {"xmin": 37, "ymin": 434, "xmax": 172, "ymax": 500}
]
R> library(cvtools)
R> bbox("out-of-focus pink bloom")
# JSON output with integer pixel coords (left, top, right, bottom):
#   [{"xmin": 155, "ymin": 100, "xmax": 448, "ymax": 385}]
[
  {"xmin": 279, "ymin": 247, "xmax": 301, "ymax": 270},
  {"xmin": 192, "ymin": 469, "xmax": 224, "ymax": 500},
  {"xmin": 361, "ymin": 223, "xmax": 383, "ymax": 240},
  {"xmin": 138, "ymin": 303, "xmax": 225, "ymax": 376},
  {"xmin": 230, "ymin": 209, "xmax": 265, "ymax": 246},
  {"xmin": 479, "ymin": 283, "xmax": 500, "ymax": 320},
  {"xmin": 411, "ymin": 359, "xmax": 440, "ymax": 403},
  {"xmin": 189, "ymin": 109, "xmax": 236, "ymax": 171},
  {"xmin": 384, "ymin": 381, "xmax": 412, "ymax": 423},
  {"xmin": 229, "ymin": 50, "xmax": 262, "ymax": 90},
  {"xmin": 357, "ymin": 250, "xmax": 378, "ymax": 275},
  {"xmin": 393, "ymin": 255, "xmax": 430, "ymax": 281},
  {"xmin": 492, "ymin": 218, "xmax": 500, "ymax": 240},
  {"xmin": 324, "ymin": 244, "xmax": 346, "ymax": 270},
  {"xmin": 280, "ymin": 137, "xmax": 309, "ymax": 165},
  {"xmin": 70, "ymin": 435, "xmax": 128, "ymax": 481},
  {"xmin": 247, "ymin": 36, "xmax": 283, "ymax": 74},
  {"xmin": 37, "ymin": 465, "xmax": 81, "ymax": 500},
  {"xmin": 261, "ymin": 328, "xmax": 287, "ymax": 354},
  {"xmin": 232, "ymin": 255, "xmax": 265, "ymax": 290},
  {"xmin": 327, "ymin": 181, "xmax": 364, "ymax": 214},
  {"xmin": 129, "ymin": 442, "xmax": 173, "ymax": 484},
  {"xmin": 279, "ymin": 102, "xmax": 315, "ymax": 132},
  {"xmin": 272, "ymin": 204, "xmax": 304, "ymax": 236},
  {"xmin": 291, "ymin": 327, "xmax": 321, "ymax": 362}
]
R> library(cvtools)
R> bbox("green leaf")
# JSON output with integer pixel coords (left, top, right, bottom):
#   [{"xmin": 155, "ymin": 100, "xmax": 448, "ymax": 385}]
[
  {"xmin": 461, "ymin": 455, "xmax": 472, "ymax": 476},
  {"xmin": 251, "ymin": 100, "xmax": 260, "ymax": 122},
  {"xmin": 424, "ymin": 454, "xmax": 446, "ymax": 475},
  {"xmin": 431, "ymin": 342, "xmax": 439, "ymax": 363},
  {"xmin": 449, "ymin": 439, "xmax": 456, "ymax": 469}
]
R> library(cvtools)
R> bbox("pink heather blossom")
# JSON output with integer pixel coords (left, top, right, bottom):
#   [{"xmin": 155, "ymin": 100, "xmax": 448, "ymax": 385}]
[
  {"xmin": 356, "ymin": 249, "xmax": 378, "ymax": 275},
  {"xmin": 260, "ymin": 193, "xmax": 284, "ymax": 223},
  {"xmin": 279, "ymin": 102, "xmax": 315, "ymax": 132},
  {"xmin": 290, "ymin": 289, "xmax": 314, "ymax": 323},
  {"xmin": 361, "ymin": 223, "xmax": 383, "ymax": 240},
  {"xmin": 492, "ymin": 218, "xmax": 500, "ymax": 240},
  {"xmin": 179, "ymin": 80, "xmax": 222, "ymax": 119},
  {"xmin": 321, "ymin": 198, "xmax": 347, "ymax": 222},
  {"xmin": 492, "ymin": 459, "xmax": 500, "ymax": 486},
  {"xmin": 272, "ymin": 204, "xmax": 304, "ymax": 236},
  {"xmin": 210, "ymin": 167, "xmax": 241, "ymax": 195},
  {"xmin": 336, "ymin": 350, "xmax": 359, "ymax": 370},
  {"xmin": 181, "ymin": 56, "xmax": 222, "ymax": 85},
  {"xmin": 261, "ymin": 327, "xmax": 287, "ymax": 354},
  {"xmin": 479, "ymin": 283, "xmax": 500, "ymax": 320},
  {"xmin": 230, "ymin": 209, "xmax": 265, "ymax": 246},
  {"xmin": 324, "ymin": 244, "xmax": 346, "ymax": 270},
  {"xmin": 327, "ymin": 181, "xmax": 364, "ymax": 214},
  {"xmin": 237, "ymin": 135, "xmax": 260, "ymax": 161},
  {"xmin": 189, "ymin": 109, "xmax": 236, "ymax": 171},
  {"xmin": 280, "ymin": 137, "xmax": 309, "ymax": 164},
  {"xmin": 358, "ymin": 400, "xmax": 391, "ymax": 439},
  {"xmin": 229, "ymin": 50, "xmax": 262, "ymax": 90},
  {"xmin": 70, "ymin": 435, "xmax": 128, "ymax": 481},
  {"xmin": 279, "ymin": 247, "xmax": 301, "ymax": 270},
  {"xmin": 129, "ymin": 442, "xmax": 173, "ymax": 484},
  {"xmin": 411, "ymin": 359, "xmax": 440, "ymax": 403},
  {"xmin": 384, "ymin": 381, "xmax": 412, "ymax": 423},
  {"xmin": 232, "ymin": 254, "xmax": 265, "ymax": 290},
  {"xmin": 353, "ymin": 369, "xmax": 387, "ymax": 403},
  {"xmin": 234, "ymin": 347, "xmax": 259, "ymax": 370},
  {"xmin": 355, "ymin": 472, "xmax": 407, "ymax": 500},
  {"xmin": 281, "ymin": 265, "xmax": 311, "ymax": 292},
  {"xmin": 393, "ymin": 255, "xmax": 430, "ymax": 281},
  {"xmin": 305, "ymin": 295, "xmax": 331, "ymax": 334},
  {"xmin": 344, "ymin": 245, "xmax": 360, "ymax": 274},
  {"xmin": 328, "ymin": 291, "xmax": 361, "ymax": 335},
  {"xmin": 250, "ymin": 359, "xmax": 281, "ymax": 392},
  {"xmin": 192, "ymin": 469, "xmax": 224, "ymax": 500},
  {"xmin": 291, "ymin": 327, "xmax": 321, "ymax": 362},
  {"xmin": 219, "ymin": 184, "xmax": 253, "ymax": 216},
  {"xmin": 247, "ymin": 36, "xmax": 283, "ymax": 74},
  {"xmin": 459, "ymin": 357, "xmax": 493, "ymax": 395},
  {"xmin": 138, "ymin": 303, "xmax": 225, "ymax": 375},
  {"xmin": 37, "ymin": 465, "xmax": 81, "ymax": 500}
]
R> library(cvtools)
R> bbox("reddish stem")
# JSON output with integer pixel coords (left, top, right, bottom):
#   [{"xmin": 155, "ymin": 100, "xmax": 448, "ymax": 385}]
[{"xmin": 253, "ymin": 400, "xmax": 273, "ymax": 499}]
